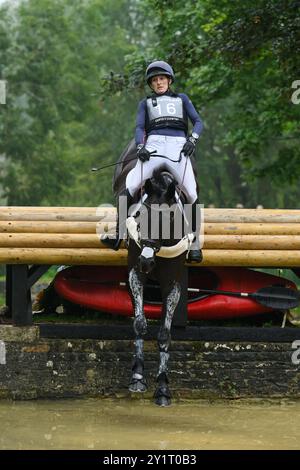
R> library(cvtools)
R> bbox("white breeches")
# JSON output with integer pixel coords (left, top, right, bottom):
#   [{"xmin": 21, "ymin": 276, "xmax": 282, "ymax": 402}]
[{"xmin": 126, "ymin": 135, "xmax": 198, "ymax": 203}]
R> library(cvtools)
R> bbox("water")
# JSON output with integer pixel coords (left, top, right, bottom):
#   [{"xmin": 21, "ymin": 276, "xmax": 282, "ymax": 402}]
[{"xmin": 0, "ymin": 398, "xmax": 299, "ymax": 450}]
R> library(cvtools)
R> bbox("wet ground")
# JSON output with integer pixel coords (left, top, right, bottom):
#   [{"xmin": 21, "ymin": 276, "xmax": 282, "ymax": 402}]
[{"xmin": 0, "ymin": 398, "xmax": 299, "ymax": 450}]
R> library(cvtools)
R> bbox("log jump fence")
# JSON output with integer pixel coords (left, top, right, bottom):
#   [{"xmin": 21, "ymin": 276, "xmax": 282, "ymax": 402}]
[{"xmin": 1, "ymin": 206, "xmax": 300, "ymax": 330}]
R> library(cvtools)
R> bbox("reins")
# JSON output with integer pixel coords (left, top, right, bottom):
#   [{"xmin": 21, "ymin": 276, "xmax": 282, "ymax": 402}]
[{"xmin": 90, "ymin": 150, "xmax": 181, "ymax": 172}]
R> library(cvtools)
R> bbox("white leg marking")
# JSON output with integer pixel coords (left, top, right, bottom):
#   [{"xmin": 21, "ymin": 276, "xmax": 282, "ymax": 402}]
[{"xmin": 157, "ymin": 283, "xmax": 181, "ymax": 375}]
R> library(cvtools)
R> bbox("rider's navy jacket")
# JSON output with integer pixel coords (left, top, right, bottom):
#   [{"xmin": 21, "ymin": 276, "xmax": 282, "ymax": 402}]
[{"xmin": 135, "ymin": 90, "xmax": 203, "ymax": 146}]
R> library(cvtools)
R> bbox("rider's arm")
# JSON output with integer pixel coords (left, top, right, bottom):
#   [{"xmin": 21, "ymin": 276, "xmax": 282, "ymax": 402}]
[
  {"xmin": 179, "ymin": 93, "xmax": 203, "ymax": 139},
  {"xmin": 135, "ymin": 98, "xmax": 147, "ymax": 146}
]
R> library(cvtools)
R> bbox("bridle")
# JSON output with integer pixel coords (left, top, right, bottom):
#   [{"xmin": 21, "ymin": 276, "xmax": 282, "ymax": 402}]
[{"xmin": 126, "ymin": 185, "xmax": 194, "ymax": 259}]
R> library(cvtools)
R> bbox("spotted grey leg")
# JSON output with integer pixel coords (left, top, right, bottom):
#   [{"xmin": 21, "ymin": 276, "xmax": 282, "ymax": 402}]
[
  {"xmin": 154, "ymin": 282, "xmax": 181, "ymax": 407},
  {"xmin": 128, "ymin": 267, "xmax": 147, "ymax": 392}
]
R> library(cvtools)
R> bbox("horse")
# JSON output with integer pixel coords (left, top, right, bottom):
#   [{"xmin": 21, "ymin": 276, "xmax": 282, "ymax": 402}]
[{"xmin": 114, "ymin": 153, "xmax": 194, "ymax": 406}]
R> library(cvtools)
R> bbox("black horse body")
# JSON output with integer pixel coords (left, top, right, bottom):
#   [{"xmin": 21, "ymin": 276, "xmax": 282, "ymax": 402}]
[{"xmin": 112, "ymin": 141, "xmax": 192, "ymax": 406}]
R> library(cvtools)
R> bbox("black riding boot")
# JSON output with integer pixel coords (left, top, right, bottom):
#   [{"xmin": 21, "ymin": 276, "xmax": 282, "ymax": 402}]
[
  {"xmin": 187, "ymin": 198, "xmax": 203, "ymax": 263},
  {"xmin": 101, "ymin": 189, "xmax": 133, "ymax": 251}
]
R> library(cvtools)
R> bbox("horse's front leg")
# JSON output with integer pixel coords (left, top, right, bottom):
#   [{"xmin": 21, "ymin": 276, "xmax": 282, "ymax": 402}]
[
  {"xmin": 128, "ymin": 267, "xmax": 147, "ymax": 393},
  {"xmin": 154, "ymin": 281, "xmax": 181, "ymax": 407}
]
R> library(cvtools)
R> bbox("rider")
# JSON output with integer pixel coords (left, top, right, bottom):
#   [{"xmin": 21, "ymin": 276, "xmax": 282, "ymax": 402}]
[{"xmin": 103, "ymin": 60, "xmax": 204, "ymax": 262}]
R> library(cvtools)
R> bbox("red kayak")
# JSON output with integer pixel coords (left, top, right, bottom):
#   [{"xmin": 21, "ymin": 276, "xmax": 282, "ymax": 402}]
[{"xmin": 54, "ymin": 265, "xmax": 297, "ymax": 320}]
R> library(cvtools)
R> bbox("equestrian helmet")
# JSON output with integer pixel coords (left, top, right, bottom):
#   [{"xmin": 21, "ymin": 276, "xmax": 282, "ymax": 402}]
[{"xmin": 145, "ymin": 61, "xmax": 175, "ymax": 85}]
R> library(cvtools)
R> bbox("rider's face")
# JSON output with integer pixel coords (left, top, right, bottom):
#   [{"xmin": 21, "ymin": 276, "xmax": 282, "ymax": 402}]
[{"xmin": 150, "ymin": 75, "xmax": 171, "ymax": 94}]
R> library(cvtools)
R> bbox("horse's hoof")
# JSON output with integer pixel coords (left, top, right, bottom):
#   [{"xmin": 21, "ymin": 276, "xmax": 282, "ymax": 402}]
[
  {"xmin": 129, "ymin": 379, "xmax": 147, "ymax": 393},
  {"xmin": 154, "ymin": 383, "xmax": 171, "ymax": 406},
  {"xmin": 155, "ymin": 396, "xmax": 171, "ymax": 407}
]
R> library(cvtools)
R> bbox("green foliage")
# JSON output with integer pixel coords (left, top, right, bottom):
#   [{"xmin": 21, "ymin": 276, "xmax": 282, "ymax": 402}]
[
  {"xmin": 0, "ymin": 0, "xmax": 138, "ymax": 205},
  {"xmin": 100, "ymin": 0, "xmax": 300, "ymax": 207},
  {"xmin": 0, "ymin": 0, "xmax": 300, "ymax": 208}
]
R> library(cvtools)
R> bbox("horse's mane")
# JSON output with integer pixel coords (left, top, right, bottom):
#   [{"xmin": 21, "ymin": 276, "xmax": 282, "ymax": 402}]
[{"xmin": 149, "ymin": 168, "xmax": 177, "ymax": 194}]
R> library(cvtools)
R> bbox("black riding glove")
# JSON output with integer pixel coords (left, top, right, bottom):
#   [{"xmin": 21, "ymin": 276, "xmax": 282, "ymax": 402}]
[
  {"xmin": 137, "ymin": 144, "xmax": 151, "ymax": 162},
  {"xmin": 182, "ymin": 136, "xmax": 197, "ymax": 157}
]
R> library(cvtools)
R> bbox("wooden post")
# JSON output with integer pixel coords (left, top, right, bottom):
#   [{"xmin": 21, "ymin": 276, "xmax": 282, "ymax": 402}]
[
  {"xmin": 5, "ymin": 264, "xmax": 12, "ymax": 313},
  {"xmin": 9, "ymin": 265, "xmax": 32, "ymax": 326},
  {"xmin": 5, "ymin": 264, "xmax": 51, "ymax": 325}
]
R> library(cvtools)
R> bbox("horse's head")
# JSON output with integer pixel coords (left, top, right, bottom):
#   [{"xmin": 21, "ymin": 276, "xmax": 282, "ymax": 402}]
[{"xmin": 138, "ymin": 170, "xmax": 179, "ymax": 274}]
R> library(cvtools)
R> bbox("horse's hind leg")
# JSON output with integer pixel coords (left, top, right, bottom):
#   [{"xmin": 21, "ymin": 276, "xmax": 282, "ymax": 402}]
[
  {"xmin": 128, "ymin": 267, "xmax": 147, "ymax": 393},
  {"xmin": 154, "ymin": 281, "xmax": 181, "ymax": 407}
]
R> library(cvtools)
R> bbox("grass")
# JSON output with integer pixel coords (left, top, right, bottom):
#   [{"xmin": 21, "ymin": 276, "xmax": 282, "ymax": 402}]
[
  {"xmin": 34, "ymin": 266, "xmax": 62, "ymax": 283},
  {"xmin": 33, "ymin": 309, "xmax": 132, "ymax": 325},
  {"xmin": 31, "ymin": 308, "xmax": 290, "ymax": 327}
]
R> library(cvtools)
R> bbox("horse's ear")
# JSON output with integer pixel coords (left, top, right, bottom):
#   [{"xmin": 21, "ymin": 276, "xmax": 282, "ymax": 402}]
[
  {"xmin": 165, "ymin": 181, "xmax": 176, "ymax": 200},
  {"xmin": 144, "ymin": 178, "xmax": 153, "ymax": 195}
]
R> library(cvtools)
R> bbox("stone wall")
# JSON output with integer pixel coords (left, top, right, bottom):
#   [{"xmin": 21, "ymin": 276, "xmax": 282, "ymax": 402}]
[{"xmin": 0, "ymin": 325, "xmax": 299, "ymax": 400}]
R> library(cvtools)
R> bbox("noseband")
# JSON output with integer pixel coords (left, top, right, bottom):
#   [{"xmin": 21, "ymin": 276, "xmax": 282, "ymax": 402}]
[{"xmin": 126, "ymin": 216, "xmax": 194, "ymax": 258}]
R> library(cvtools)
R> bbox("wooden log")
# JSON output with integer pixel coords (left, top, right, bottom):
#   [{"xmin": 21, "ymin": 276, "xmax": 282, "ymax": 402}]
[
  {"xmin": 1, "ymin": 233, "xmax": 300, "ymax": 250},
  {"xmin": 0, "ymin": 233, "xmax": 104, "ymax": 248},
  {"xmin": 0, "ymin": 248, "xmax": 127, "ymax": 265},
  {"xmin": 0, "ymin": 221, "xmax": 113, "ymax": 234},
  {"xmin": 0, "ymin": 206, "xmax": 101, "ymax": 212},
  {"xmin": 204, "ymin": 223, "xmax": 300, "ymax": 235},
  {"xmin": 1, "ymin": 248, "xmax": 300, "ymax": 266},
  {"xmin": 2, "ymin": 206, "xmax": 300, "ymax": 223},
  {"xmin": 2, "ymin": 206, "xmax": 300, "ymax": 215},
  {"xmin": 2, "ymin": 220, "xmax": 300, "ymax": 236},
  {"xmin": 197, "ymin": 250, "xmax": 300, "ymax": 267},
  {"xmin": 0, "ymin": 207, "xmax": 115, "ymax": 222},
  {"xmin": 203, "ymin": 210, "xmax": 300, "ymax": 223},
  {"xmin": 205, "ymin": 216, "xmax": 300, "ymax": 223},
  {"xmin": 203, "ymin": 235, "xmax": 300, "ymax": 250}
]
